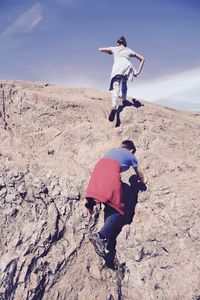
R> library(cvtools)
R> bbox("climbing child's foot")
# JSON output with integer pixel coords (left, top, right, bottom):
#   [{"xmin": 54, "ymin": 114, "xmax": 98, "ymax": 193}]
[
  {"xmin": 108, "ymin": 109, "xmax": 116, "ymax": 122},
  {"xmin": 89, "ymin": 232, "xmax": 108, "ymax": 258}
]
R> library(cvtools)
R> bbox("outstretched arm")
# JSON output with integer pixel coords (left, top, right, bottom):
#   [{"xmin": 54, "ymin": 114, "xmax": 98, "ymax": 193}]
[
  {"xmin": 134, "ymin": 166, "xmax": 146, "ymax": 184},
  {"xmin": 98, "ymin": 47, "xmax": 112, "ymax": 54},
  {"xmin": 132, "ymin": 52, "xmax": 145, "ymax": 76}
]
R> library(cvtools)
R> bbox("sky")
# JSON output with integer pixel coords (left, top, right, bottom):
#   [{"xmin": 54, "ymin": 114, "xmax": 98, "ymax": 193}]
[{"xmin": 0, "ymin": 0, "xmax": 200, "ymax": 110}]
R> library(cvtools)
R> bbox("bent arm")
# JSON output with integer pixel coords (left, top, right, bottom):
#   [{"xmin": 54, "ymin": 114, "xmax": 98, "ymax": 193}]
[
  {"xmin": 98, "ymin": 47, "xmax": 112, "ymax": 54},
  {"xmin": 132, "ymin": 52, "xmax": 145, "ymax": 76},
  {"xmin": 134, "ymin": 166, "xmax": 145, "ymax": 184}
]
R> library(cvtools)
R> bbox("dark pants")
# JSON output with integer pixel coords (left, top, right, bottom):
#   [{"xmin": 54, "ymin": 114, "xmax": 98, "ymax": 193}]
[{"xmin": 99, "ymin": 205, "xmax": 125, "ymax": 251}]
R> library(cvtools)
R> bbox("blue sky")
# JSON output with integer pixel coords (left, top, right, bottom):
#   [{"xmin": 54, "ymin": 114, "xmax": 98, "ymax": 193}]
[{"xmin": 0, "ymin": 0, "xmax": 200, "ymax": 110}]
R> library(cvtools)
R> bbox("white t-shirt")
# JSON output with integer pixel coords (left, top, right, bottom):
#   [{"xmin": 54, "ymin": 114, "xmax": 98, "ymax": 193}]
[{"xmin": 108, "ymin": 46, "xmax": 136, "ymax": 81}]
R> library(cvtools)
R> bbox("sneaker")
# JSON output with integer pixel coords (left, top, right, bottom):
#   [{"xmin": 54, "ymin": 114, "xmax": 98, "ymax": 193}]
[
  {"xmin": 108, "ymin": 109, "xmax": 116, "ymax": 122},
  {"xmin": 122, "ymin": 100, "xmax": 127, "ymax": 107},
  {"xmin": 104, "ymin": 249, "xmax": 118, "ymax": 270},
  {"xmin": 89, "ymin": 233, "xmax": 108, "ymax": 258},
  {"xmin": 122, "ymin": 100, "xmax": 132, "ymax": 107}
]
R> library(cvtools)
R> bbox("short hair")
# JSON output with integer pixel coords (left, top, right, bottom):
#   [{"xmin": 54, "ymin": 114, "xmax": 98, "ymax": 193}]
[
  {"xmin": 121, "ymin": 140, "xmax": 136, "ymax": 153},
  {"xmin": 117, "ymin": 36, "xmax": 127, "ymax": 47}
]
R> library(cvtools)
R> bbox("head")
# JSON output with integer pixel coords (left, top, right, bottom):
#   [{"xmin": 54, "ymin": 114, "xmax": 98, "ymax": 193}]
[
  {"xmin": 117, "ymin": 35, "xmax": 127, "ymax": 47},
  {"xmin": 121, "ymin": 140, "xmax": 136, "ymax": 154}
]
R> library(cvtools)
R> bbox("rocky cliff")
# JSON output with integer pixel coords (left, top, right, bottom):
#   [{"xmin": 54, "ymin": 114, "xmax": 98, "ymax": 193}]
[{"xmin": 0, "ymin": 80, "xmax": 199, "ymax": 300}]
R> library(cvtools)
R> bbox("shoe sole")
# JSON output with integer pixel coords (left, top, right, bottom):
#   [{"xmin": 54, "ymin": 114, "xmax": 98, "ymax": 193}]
[{"xmin": 89, "ymin": 236, "xmax": 106, "ymax": 258}]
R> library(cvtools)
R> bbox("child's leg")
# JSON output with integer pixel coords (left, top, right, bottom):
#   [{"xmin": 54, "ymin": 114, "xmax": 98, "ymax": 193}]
[
  {"xmin": 99, "ymin": 210, "xmax": 124, "ymax": 239},
  {"xmin": 112, "ymin": 80, "xmax": 120, "ymax": 109},
  {"xmin": 106, "ymin": 226, "xmax": 122, "ymax": 251},
  {"xmin": 89, "ymin": 206, "xmax": 124, "ymax": 258},
  {"xmin": 121, "ymin": 77, "xmax": 128, "ymax": 101}
]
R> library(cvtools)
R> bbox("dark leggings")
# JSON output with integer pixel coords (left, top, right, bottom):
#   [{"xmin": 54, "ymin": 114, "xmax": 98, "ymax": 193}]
[{"xmin": 99, "ymin": 205, "xmax": 125, "ymax": 251}]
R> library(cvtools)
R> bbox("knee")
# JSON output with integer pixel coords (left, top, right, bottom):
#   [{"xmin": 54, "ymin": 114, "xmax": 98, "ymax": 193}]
[{"xmin": 113, "ymin": 81, "xmax": 120, "ymax": 89}]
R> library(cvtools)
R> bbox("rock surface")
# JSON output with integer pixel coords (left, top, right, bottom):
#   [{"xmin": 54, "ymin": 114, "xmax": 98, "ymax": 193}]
[{"xmin": 0, "ymin": 80, "xmax": 200, "ymax": 300}]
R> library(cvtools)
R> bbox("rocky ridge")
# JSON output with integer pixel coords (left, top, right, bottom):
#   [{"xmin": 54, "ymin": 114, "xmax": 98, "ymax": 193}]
[{"xmin": 0, "ymin": 80, "xmax": 200, "ymax": 300}]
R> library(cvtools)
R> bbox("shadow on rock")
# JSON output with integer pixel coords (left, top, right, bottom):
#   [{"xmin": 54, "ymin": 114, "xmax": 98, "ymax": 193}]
[
  {"xmin": 115, "ymin": 99, "xmax": 144, "ymax": 127},
  {"xmin": 132, "ymin": 98, "xmax": 144, "ymax": 108},
  {"xmin": 123, "ymin": 174, "xmax": 147, "ymax": 225}
]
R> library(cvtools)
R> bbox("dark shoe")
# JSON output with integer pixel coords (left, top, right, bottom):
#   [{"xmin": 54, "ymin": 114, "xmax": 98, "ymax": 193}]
[
  {"xmin": 122, "ymin": 100, "xmax": 128, "ymax": 106},
  {"xmin": 123, "ymin": 100, "xmax": 132, "ymax": 107},
  {"xmin": 108, "ymin": 109, "xmax": 116, "ymax": 122},
  {"xmin": 85, "ymin": 197, "xmax": 96, "ymax": 213},
  {"xmin": 104, "ymin": 249, "xmax": 118, "ymax": 269},
  {"xmin": 89, "ymin": 233, "xmax": 108, "ymax": 258}
]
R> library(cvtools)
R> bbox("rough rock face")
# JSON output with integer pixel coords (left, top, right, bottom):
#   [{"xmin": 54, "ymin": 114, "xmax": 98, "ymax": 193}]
[{"xmin": 0, "ymin": 80, "xmax": 199, "ymax": 300}]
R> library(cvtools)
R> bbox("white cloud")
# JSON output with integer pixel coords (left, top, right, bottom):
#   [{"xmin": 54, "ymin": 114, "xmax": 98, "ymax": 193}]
[
  {"xmin": 2, "ymin": 3, "xmax": 42, "ymax": 38},
  {"xmin": 128, "ymin": 67, "xmax": 200, "ymax": 103}
]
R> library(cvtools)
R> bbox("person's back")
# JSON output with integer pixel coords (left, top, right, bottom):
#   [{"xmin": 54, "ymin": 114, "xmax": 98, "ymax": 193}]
[
  {"xmin": 104, "ymin": 147, "xmax": 138, "ymax": 172},
  {"xmin": 85, "ymin": 140, "xmax": 145, "ymax": 214},
  {"xmin": 110, "ymin": 46, "xmax": 136, "ymax": 61}
]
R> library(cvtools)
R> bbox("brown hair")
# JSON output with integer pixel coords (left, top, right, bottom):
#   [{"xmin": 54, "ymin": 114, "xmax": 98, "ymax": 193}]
[
  {"xmin": 117, "ymin": 36, "xmax": 127, "ymax": 47},
  {"xmin": 121, "ymin": 140, "xmax": 136, "ymax": 153}
]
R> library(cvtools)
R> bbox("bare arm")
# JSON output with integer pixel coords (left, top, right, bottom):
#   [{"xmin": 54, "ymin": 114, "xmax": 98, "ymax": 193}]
[
  {"xmin": 134, "ymin": 166, "xmax": 146, "ymax": 184},
  {"xmin": 98, "ymin": 47, "xmax": 112, "ymax": 54},
  {"xmin": 132, "ymin": 52, "xmax": 145, "ymax": 76}
]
